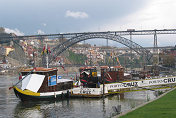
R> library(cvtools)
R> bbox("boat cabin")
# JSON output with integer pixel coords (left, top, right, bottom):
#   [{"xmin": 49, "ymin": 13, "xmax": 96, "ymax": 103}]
[
  {"xmin": 79, "ymin": 66, "xmax": 99, "ymax": 88},
  {"xmin": 100, "ymin": 66, "xmax": 124, "ymax": 83}
]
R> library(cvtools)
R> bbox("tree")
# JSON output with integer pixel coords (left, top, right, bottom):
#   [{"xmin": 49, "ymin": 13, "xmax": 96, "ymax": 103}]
[
  {"xmin": 67, "ymin": 50, "xmax": 87, "ymax": 65},
  {"xmin": 160, "ymin": 53, "xmax": 175, "ymax": 68}
]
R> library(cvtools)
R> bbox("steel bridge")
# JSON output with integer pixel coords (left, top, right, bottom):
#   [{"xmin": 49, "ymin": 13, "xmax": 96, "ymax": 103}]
[
  {"xmin": 49, "ymin": 32, "xmax": 152, "ymax": 63},
  {"xmin": 1, "ymin": 29, "xmax": 176, "ymax": 64}
]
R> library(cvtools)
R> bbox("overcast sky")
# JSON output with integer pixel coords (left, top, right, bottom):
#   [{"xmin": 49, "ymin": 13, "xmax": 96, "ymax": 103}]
[{"xmin": 1, "ymin": 0, "xmax": 176, "ymax": 47}]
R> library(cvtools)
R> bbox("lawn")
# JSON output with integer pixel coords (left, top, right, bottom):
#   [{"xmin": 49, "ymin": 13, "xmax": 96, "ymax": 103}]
[{"xmin": 119, "ymin": 88, "xmax": 176, "ymax": 118}]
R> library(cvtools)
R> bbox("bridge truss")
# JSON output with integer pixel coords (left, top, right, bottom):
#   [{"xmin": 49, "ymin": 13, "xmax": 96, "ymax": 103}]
[{"xmin": 50, "ymin": 32, "xmax": 152, "ymax": 63}]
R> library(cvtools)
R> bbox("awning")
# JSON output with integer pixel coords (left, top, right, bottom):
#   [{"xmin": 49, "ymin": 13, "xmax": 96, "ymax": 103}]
[
  {"xmin": 57, "ymin": 78, "xmax": 73, "ymax": 83},
  {"xmin": 21, "ymin": 74, "xmax": 45, "ymax": 92},
  {"xmin": 81, "ymin": 71, "xmax": 90, "ymax": 75},
  {"xmin": 124, "ymin": 73, "xmax": 130, "ymax": 76}
]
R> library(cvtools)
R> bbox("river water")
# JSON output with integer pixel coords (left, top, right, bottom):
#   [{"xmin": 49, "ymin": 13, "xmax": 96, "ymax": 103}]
[{"xmin": 0, "ymin": 75, "xmax": 160, "ymax": 118}]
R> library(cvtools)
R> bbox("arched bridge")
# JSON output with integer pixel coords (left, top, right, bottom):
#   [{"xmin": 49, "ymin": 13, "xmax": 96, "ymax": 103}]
[
  {"xmin": 50, "ymin": 32, "xmax": 152, "ymax": 63},
  {"xmin": 1, "ymin": 29, "xmax": 166, "ymax": 64}
]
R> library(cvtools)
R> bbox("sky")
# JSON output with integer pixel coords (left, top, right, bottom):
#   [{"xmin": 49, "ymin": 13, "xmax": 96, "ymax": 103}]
[{"xmin": 0, "ymin": 0, "xmax": 176, "ymax": 47}]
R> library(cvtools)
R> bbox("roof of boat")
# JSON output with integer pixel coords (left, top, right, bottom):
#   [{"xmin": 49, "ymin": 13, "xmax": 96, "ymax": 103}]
[
  {"xmin": 100, "ymin": 66, "xmax": 123, "ymax": 69},
  {"xmin": 21, "ymin": 67, "xmax": 58, "ymax": 72},
  {"xmin": 79, "ymin": 66, "xmax": 96, "ymax": 70}
]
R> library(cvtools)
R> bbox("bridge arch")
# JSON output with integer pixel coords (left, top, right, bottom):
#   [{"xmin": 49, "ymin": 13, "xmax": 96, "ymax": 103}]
[{"xmin": 50, "ymin": 33, "xmax": 152, "ymax": 63}]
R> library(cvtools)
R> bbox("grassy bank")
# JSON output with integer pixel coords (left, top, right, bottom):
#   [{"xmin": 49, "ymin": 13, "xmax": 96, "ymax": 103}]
[{"xmin": 119, "ymin": 88, "xmax": 176, "ymax": 118}]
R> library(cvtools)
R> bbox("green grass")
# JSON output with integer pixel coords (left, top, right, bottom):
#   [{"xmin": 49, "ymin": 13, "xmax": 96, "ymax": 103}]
[{"xmin": 120, "ymin": 89, "xmax": 176, "ymax": 118}]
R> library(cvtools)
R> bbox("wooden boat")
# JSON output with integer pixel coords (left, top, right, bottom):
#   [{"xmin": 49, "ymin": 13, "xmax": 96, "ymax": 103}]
[
  {"xmin": 71, "ymin": 66, "xmax": 176, "ymax": 97},
  {"xmin": 79, "ymin": 66, "xmax": 126, "ymax": 87},
  {"xmin": 12, "ymin": 67, "xmax": 73, "ymax": 102},
  {"xmin": 71, "ymin": 66, "xmax": 125, "ymax": 97}
]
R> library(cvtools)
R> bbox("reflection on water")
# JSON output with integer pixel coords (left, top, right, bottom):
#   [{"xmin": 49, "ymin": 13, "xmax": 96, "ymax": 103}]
[
  {"xmin": 13, "ymin": 97, "xmax": 146, "ymax": 118},
  {"xmin": 0, "ymin": 75, "xmax": 165, "ymax": 118}
]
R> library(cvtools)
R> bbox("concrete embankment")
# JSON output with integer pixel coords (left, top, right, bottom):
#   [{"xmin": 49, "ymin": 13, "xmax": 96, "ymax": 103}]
[{"xmin": 116, "ymin": 87, "xmax": 176, "ymax": 118}]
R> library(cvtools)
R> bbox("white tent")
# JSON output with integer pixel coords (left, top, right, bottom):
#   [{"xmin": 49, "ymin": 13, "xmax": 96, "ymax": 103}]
[
  {"xmin": 21, "ymin": 74, "xmax": 45, "ymax": 92},
  {"xmin": 81, "ymin": 71, "xmax": 90, "ymax": 75},
  {"xmin": 57, "ymin": 78, "xmax": 73, "ymax": 83}
]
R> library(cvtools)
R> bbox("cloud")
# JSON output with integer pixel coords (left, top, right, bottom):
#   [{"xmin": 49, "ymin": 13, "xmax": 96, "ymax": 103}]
[
  {"xmin": 98, "ymin": 0, "xmax": 176, "ymax": 31},
  {"xmin": 37, "ymin": 29, "xmax": 45, "ymax": 34},
  {"xmin": 120, "ymin": 0, "xmax": 176, "ymax": 30},
  {"xmin": 88, "ymin": 0, "xmax": 176, "ymax": 47},
  {"xmin": 65, "ymin": 10, "xmax": 89, "ymax": 19},
  {"xmin": 4, "ymin": 28, "xmax": 24, "ymax": 36}
]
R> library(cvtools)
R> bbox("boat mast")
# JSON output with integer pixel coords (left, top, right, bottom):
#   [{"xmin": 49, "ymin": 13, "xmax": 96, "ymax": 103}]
[{"xmin": 46, "ymin": 43, "xmax": 49, "ymax": 68}]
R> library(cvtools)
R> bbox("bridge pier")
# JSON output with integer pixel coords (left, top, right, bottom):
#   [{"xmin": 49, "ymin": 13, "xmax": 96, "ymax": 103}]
[{"xmin": 153, "ymin": 30, "xmax": 159, "ymax": 65}]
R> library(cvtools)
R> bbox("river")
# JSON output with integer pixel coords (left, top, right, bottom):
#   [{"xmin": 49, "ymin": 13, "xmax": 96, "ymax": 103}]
[{"xmin": 0, "ymin": 75, "xmax": 160, "ymax": 118}]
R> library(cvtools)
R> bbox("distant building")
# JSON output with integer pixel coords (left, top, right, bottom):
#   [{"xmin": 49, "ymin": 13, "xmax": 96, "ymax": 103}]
[
  {"xmin": 170, "ymin": 45, "xmax": 176, "ymax": 56},
  {"xmin": 170, "ymin": 45, "xmax": 176, "ymax": 68},
  {"xmin": 0, "ymin": 47, "xmax": 6, "ymax": 55},
  {"xmin": 4, "ymin": 46, "xmax": 14, "ymax": 56},
  {"xmin": 160, "ymin": 46, "xmax": 176, "ymax": 68}
]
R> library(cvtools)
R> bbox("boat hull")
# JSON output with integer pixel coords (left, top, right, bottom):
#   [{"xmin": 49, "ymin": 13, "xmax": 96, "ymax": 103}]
[{"xmin": 13, "ymin": 87, "xmax": 70, "ymax": 102}]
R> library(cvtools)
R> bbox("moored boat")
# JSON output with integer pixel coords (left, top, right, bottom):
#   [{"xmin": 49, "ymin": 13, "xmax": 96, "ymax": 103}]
[
  {"xmin": 12, "ymin": 67, "xmax": 73, "ymax": 102},
  {"xmin": 71, "ymin": 66, "xmax": 125, "ymax": 97},
  {"xmin": 71, "ymin": 66, "xmax": 176, "ymax": 97}
]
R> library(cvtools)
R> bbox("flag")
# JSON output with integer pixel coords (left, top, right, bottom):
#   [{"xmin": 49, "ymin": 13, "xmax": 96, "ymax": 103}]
[
  {"xmin": 41, "ymin": 46, "xmax": 46, "ymax": 55},
  {"xmin": 48, "ymin": 46, "xmax": 51, "ymax": 53},
  {"xmin": 43, "ymin": 45, "xmax": 47, "ymax": 53},
  {"xmin": 43, "ymin": 46, "xmax": 45, "ymax": 52},
  {"xmin": 116, "ymin": 57, "xmax": 121, "ymax": 66},
  {"xmin": 116, "ymin": 57, "xmax": 119, "ymax": 62},
  {"xmin": 41, "ymin": 46, "xmax": 49, "ymax": 55},
  {"xmin": 110, "ymin": 52, "xmax": 112, "ymax": 57},
  {"xmin": 19, "ymin": 73, "xmax": 22, "ymax": 80},
  {"xmin": 44, "ymin": 48, "xmax": 47, "ymax": 53},
  {"xmin": 47, "ymin": 46, "xmax": 51, "ymax": 54},
  {"xmin": 61, "ymin": 65, "xmax": 66, "ymax": 71}
]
